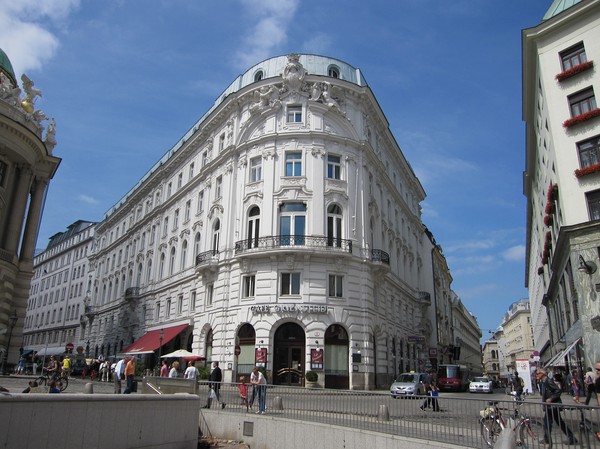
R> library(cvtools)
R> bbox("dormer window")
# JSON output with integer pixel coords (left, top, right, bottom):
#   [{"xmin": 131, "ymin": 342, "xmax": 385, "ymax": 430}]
[
  {"xmin": 328, "ymin": 65, "xmax": 340, "ymax": 79},
  {"xmin": 254, "ymin": 70, "xmax": 264, "ymax": 82}
]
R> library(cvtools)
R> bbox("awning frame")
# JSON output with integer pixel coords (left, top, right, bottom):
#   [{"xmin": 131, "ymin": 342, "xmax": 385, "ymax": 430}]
[{"xmin": 121, "ymin": 323, "xmax": 189, "ymax": 355}]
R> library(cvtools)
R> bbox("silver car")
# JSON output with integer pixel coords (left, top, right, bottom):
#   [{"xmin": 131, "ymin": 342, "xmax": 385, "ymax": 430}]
[
  {"xmin": 469, "ymin": 376, "xmax": 494, "ymax": 394},
  {"xmin": 390, "ymin": 372, "xmax": 429, "ymax": 398}
]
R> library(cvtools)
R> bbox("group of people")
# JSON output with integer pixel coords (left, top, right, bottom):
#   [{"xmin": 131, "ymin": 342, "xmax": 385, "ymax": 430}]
[{"xmin": 158, "ymin": 360, "xmax": 201, "ymax": 379}]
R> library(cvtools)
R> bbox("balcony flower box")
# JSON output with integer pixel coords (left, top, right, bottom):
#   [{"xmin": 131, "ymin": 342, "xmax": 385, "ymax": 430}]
[
  {"xmin": 563, "ymin": 108, "xmax": 600, "ymax": 128},
  {"xmin": 555, "ymin": 61, "xmax": 594, "ymax": 82},
  {"xmin": 537, "ymin": 267, "xmax": 544, "ymax": 275},
  {"xmin": 547, "ymin": 183, "xmax": 558, "ymax": 201},
  {"xmin": 544, "ymin": 215, "xmax": 553, "ymax": 227},
  {"xmin": 575, "ymin": 162, "xmax": 600, "ymax": 178}
]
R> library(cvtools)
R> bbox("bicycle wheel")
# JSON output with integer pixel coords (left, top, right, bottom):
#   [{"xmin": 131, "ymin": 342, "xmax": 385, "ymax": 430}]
[
  {"xmin": 519, "ymin": 418, "xmax": 549, "ymax": 448},
  {"xmin": 480, "ymin": 418, "xmax": 503, "ymax": 448},
  {"xmin": 36, "ymin": 376, "xmax": 47, "ymax": 386},
  {"xmin": 56, "ymin": 376, "xmax": 68, "ymax": 392}
]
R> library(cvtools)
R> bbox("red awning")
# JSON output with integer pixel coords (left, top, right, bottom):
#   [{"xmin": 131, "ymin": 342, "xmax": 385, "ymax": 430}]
[{"xmin": 121, "ymin": 324, "xmax": 189, "ymax": 355}]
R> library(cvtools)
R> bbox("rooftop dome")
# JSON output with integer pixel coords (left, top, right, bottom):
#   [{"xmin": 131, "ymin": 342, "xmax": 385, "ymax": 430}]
[
  {"xmin": 0, "ymin": 48, "xmax": 17, "ymax": 86},
  {"xmin": 542, "ymin": 0, "xmax": 584, "ymax": 20}
]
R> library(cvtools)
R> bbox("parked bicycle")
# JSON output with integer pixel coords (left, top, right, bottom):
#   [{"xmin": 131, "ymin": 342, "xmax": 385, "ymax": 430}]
[
  {"xmin": 479, "ymin": 399, "xmax": 545, "ymax": 448},
  {"xmin": 36, "ymin": 372, "xmax": 68, "ymax": 392}
]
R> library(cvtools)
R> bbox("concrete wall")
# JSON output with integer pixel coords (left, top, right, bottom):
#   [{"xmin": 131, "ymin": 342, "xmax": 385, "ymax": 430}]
[
  {"xmin": 0, "ymin": 393, "xmax": 200, "ymax": 449},
  {"xmin": 200, "ymin": 410, "xmax": 470, "ymax": 449}
]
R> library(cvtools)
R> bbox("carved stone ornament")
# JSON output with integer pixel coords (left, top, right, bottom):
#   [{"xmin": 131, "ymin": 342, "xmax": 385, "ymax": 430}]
[
  {"xmin": 591, "ymin": 315, "xmax": 600, "ymax": 332},
  {"xmin": 281, "ymin": 54, "xmax": 306, "ymax": 92}
]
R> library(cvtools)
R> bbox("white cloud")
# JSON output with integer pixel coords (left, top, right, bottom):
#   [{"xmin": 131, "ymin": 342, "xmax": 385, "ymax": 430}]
[
  {"xmin": 444, "ymin": 239, "xmax": 495, "ymax": 253},
  {"xmin": 78, "ymin": 194, "xmax": 99, "ymax": 205},
  {"xmin": 0, "ymin": 0, "xmax": 80, "ymax": 76},
  {"xmin": 234, "ymin": 0, "xmax": 299, "ymax": 69},
  {"xmin": 502, "ymin": 244, "xmax": 525, "ymax": 262}
]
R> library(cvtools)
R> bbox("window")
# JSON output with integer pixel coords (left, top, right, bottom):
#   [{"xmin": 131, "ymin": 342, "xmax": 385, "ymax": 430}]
[
  {"xmin": 216, "ymin": 176, "xmax": 222, "ymax": 199},
  {"xmin": 173, "ymin": 209, "xmax": 179, "ymax": 230},
  {"xmin": 560, "ymin": 42, "xmax": 587, "ymax": 71},
  {"xmin": 219, "ymin": 133, "xmax": 225, "ymax": 152},
  {"xmin": 212, "ymin": 220, "xmax": 220, "ymax": 252},
  {"xmin": 254, "ymin": 70, "xmax": 264, "ymax": 82},
  {"xmin": 194, "ymin": 233, "xmax": 201, "ymax": 259},
  {"xmin": 286, "ymin": 105, "xmax": 302, "ymax": 123},
  {"xmin": 250, "ymin": 156, "xmax": 262, "ymax": 182},
  {"xmin": 185, "ymin": 200, "xmax": 191, "ymax": 222},
  {"xmin": 197, "ymin": 190, "xmax": 204, "ymax": 213},
  {"xmin": 167, "ymin": 182, "xmax": 172, "ymax": 197},
  {"xmin": 159, "ymin": 253, "xmax": 166, "ymax": 279},
  {"xmin": 189, "ymin": 162, "xmax": 195, "ymax": 179},
  {"xmin": 190, "ymin": 291, "xmax": 196, "ymax": 310},
  {"xmin": 155, "ymin": 302, "xmax": 161, "ymax": 320},
  {"xmin": 166, "ymin": 299, "xmax": 171, "ymax": 318},
  {"xmin": 578, "ymin": 136, "xmax": 600, "ymax": 168},
  {"xmin": 169, "ymin": 247, "xmax": 176, "ymax": 275},
  {"xmin": 328, "ymin": 274, "xmax": 343, "ymax": 298},
  {"xmin": 279, "ymin": 202, "xmax": 306, "ymax": 245},
  {"xmin": 328, "ymin": 65, "xmax": 340, "ymax": 78},
  {"xmin": 285, "ymin": 152, "xmax": 302, "ymax": 176},
  {"xmin": 206, "ymin": 284, "xmax": 214, "ymax": 306},
  {"xmin": 177, "ymin": 172, "xmax": 183, "ymax": 189},
  {"xmin": 569, "ymin": 87, "xmax": 597, "ymax": 117},
  {"xmin": 247, "ymin": 206, "xmax": 260, "ymax": 249},
  {"xmin": 587, "ymin": 190, "xmax": 600, "ymax": 221},
  {"xmin": 163, "ymin": 217, "xmax": 169, "ymax": 236},
  {"xmin": 177, "ymin": 295, "xmax": 183, "ymax": 315},
  {"xmin": 327, "ymin": 204, "xmax": 342, "ymax": 247},
  {"xmin": 242, "ymin": 275, "xmax": 255, "ymax": 298},
  {"xmin": 280, "ymin": 272, "xmax": 301, "ymax": 295},
  {"xmin": 327, "ymin": 154, "xmax": 341, "ymax": 179},
  {"xmin": 181, "ymin": 240, "xmax": 188, "ymax": 269},
  {"xmin": 202, "ymin": 150, "xmax": 208, "ymax": 167}
]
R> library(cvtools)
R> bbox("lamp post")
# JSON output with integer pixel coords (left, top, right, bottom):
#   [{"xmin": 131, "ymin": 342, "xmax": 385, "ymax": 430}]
[
  {"xmin": 157, "ymin": 329, "xmax": 164, "ymax": 370},
  {"xmin": 1, "ymin": 310, "xmax": 18, "ymax": 375}
]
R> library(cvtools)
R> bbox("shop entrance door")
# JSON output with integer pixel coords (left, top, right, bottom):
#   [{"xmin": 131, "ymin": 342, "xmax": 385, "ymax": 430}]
[{"xmin": 273, "ymin": 323, "xmax": 305, "ymax": 386}]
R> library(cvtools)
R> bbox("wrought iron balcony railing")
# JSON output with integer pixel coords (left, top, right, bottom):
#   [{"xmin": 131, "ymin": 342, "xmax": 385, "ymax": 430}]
[
  {"xmin": 370, "ymin": 249, "xmax": 390, "ymax": 265},
  {"xmin": 125, "ymin": 287, "xmax": 140, "ymax": 299},
  {"xmin": 195, "ymin": 249, "xmax": 219, "ymax": 266},
  {"xmin": 234, "ymin": 235, "xmax": 353, "ymax": 254}
]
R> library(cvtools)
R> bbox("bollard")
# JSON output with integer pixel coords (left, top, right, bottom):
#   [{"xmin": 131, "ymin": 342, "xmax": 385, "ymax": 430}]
[
  {"xmin": 377, "ymin": 404, "xmax": 390, "ymax": 421},
  {"xmin": 84, "ymin": 382, "xmax": 94, "ymax": 394},
  {"xmin": 272, "ymin": 396, "xmax": 284, "ymax": 410}
]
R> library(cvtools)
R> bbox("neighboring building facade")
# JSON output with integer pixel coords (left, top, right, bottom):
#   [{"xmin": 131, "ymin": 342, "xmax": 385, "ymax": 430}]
[
  {"xmin": 80, "ymin": 54, "xmax": 471, "ymax": 390},
  {"xmin": 0, "ymin": 48, "xmax": 60, "ymax": 368},
  {"xmin": 482, "ymin": 338, "xmax": 500, "ymax": 381},
  {"xmin": 22, "ymin": 221, "xmax": 96, "ymax": 358},
  {"xmin": 523, "ymin": 0, "xmax": 600, "ymax": 371},
  {"xmin": 451, "ymin": 293, "xmax": 483, "ymax": 374},
  {"xmin": 500, "ymin": 299, "xmax": 535, "ymax": 372}
]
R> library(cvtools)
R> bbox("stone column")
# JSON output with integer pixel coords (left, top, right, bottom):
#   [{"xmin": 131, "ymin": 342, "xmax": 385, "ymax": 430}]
[
  {"xmin": 19, "ymin": 177, "xmax": 48, "ymax": 263},
  {"xmin": 2, "ymin": 165, "xmax": 32, "ymax": 254}
]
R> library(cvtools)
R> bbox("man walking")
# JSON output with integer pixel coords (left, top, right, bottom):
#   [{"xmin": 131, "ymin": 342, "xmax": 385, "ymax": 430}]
[
  {"xmin": 184, "ymin": 361, "xmax": 199, "ymax": 380},
  {"xmin": 206, "ymin": 361, "xmax": 225, "ymax": 408},
  {"xmin": 113, "ymin": 358, "xmax": 126, "ymax": 394},
  {"xmin": 536, "ymin": 368, "xmax": 576, "ymax": 445},
  {"xmin": 123, "ymin": 356, "xmax": 136, "ymax": 394},
  {"xmin": 250, "ymin": 365, "xmax": 267, "ymax": 414},
  {"xmin": 584, "ymin": 366, "xmax": 597, "ymax": 406}
]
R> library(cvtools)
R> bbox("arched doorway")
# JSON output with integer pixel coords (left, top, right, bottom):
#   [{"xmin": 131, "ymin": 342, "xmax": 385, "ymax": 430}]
[
  {"xmin": 273, "ymin": 323, "xmax": 305, "ymax": 385},
  {"xmin": 237, "ymin": 323, "xmax": 256, "ymax": 381},
  {"xmin": 324, "ymin": 324, "xmax": 349, "ymax": 389}
]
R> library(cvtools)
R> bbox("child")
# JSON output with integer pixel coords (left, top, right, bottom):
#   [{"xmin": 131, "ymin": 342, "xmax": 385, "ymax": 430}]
[{"xmin": 238, "ymin": 376, "xmax": 249, "ymax": 412}]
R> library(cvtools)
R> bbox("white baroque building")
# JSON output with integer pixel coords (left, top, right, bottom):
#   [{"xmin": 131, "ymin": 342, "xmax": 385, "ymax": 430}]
[
  {"xmin": 82, "ymin": 54, "xmax": 470, "ymax": 389},
  {"xmin": 523, "ymin": 0, "xmax": 600, "ymax": 370}
]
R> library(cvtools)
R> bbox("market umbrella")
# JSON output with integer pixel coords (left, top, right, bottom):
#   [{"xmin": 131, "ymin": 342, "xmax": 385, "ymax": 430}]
[{"xmin": 160, "ymin": 349, "xmax": 203, "ymax": 359}]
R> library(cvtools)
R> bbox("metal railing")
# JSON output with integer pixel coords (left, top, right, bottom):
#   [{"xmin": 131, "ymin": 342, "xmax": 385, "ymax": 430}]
[
  {"xmin": 234, "ymin": 235, "xmax": 353, "ymax": 254},
  {"xmin": 195, "ymin": 250, "xmax": 219, "ymax": 266},
  {"xmin": 371, "ymin": 248, "xmax": 390, "ymax": 265},
  {"xmin": 198, "ymin": 384, "xmax": 600, "ymax": 448}
]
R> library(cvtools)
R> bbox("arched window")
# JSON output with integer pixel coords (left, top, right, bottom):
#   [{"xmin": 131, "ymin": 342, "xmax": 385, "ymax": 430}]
[
  {"xmin": 146, "ymin": 259, "xmax": 152, "ymax": 283},
  {"xmin": 247, "ymin": 206, "xmax": 260, "ymax": 249},
  {"xmin": 279, "ymin": 203, "xmax": 306, "ymax": 245},
  {"xmin": 169, "ymin": 247, "xmax": 176, "ymax": 275},
  {"xmin": 159, "ymin": 252, "xmax": 166, "ymax": 279},
  {"xmin": 181, "ymin": 240, "xmax": 188, "ymax": 269},
  {"xmin": 137, "ymin": 263, "xmax": 143, "ymax": 286},
  {"xmin": 194, "ymin": 232, "xmax": 201, "ymax": 259},
  {"xmin": 254, "ymin": 70, "xmax": 264, "ymax": 82},
  {"xmin": 327, "ymin": 204, "xmax": 342, "ymax": 247},
  {"xmin": 114, "ymin": 277, "xmax": 120, "ymax": 299},
  {"xmin": 327, "ymin": 65, "xmax": 340, "ymax": 78},
  {"xmin": 212, "ymin": 220, "xmax": 220, "ymax": 253}
]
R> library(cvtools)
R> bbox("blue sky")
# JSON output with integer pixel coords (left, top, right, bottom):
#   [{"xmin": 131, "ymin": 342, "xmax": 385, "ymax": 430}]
[{"xmin": 1, "ymin": 0, "xmax": 550, "ymax": 339}]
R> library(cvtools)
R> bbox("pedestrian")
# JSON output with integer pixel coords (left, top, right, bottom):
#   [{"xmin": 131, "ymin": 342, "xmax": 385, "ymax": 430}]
[
  {"xmin": 536, "ymin": 368, "xmax": 576, "ymax": 445},
  {"xmin": 238, "ymin": 376, "xmax": 249, "ymax": 412},
  {"xmin": 48, "ymin": 379, "xmax": 61, "ymax": 393},
  {"xmin": 160, "ymin": 360, "xmax": 169, "ymax": 377},
  {"xmin": 571, "ymin": 371, "xmax": 582, "ymax": 403},
  {"xmin": 205, "ymin": 361, "xmax": 225, "ymax": 409},
  {"xmin": 113, "ymin": 358, "xmax": 126, "ymax": 394},
  {"xmin": 45, "ymin": 355, "xmax": 59, "ymax": 378},
  {"xmin": 123, "ymin": 356, "xmax": 136, "ymax": 394},
  {"xmin": 250, "ymin": 365, "xmax": 267, "ymax": 414},
  {"xmin": 584, "ymin": 366, "xmax": 597, "ymax": 405},
  {"xmin": 61, "ymin": 355, "xmax": 72, "ymax": 378},
  {"xmin": 169, "ymin": 361, "xmax": 180, "ymax": 378},
  {"xmin": 16, "ymin": 356, "xmax": 26, "ymax": 375},
  {"xmin": 512, "ymin": 372, "xmax": 524, "ymax": 401},
  {"xmin": 184, "ymin": 361, "xmax": 199, "ymax": 380},
  {"xmin": 595, "ymin": 361, "xmax": 600, "ymax": 405},
  {"xmin": 420, "ymin": 380, "xmax": 440, "ymax": 412}
]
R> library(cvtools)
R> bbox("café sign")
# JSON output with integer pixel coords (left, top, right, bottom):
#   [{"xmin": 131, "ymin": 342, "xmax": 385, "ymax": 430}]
[{"xmin": 251, "ymin": 304, "xmax": 328, "ymax": 314}]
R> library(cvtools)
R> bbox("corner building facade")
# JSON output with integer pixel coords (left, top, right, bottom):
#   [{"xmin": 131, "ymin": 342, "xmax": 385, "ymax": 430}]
[{"xmin": 88, "ymin": 54, "xmax": 433, "ymax": 389}]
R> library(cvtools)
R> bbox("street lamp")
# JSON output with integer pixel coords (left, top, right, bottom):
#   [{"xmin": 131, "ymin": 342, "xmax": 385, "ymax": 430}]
[
  {"xmin": 157, "ymin": 328, "xmax": 164, "ymax": 369},
  {"xmin": 1, "ymin": 310, "xmax": 18, "ymax": 375}
]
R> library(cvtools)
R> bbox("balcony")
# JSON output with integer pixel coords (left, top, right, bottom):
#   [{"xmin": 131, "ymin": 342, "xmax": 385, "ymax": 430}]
[
  {"xmin": 370, "ymin": 249, "xmax": 390, "ymax": 265},
  {"xmin": 125, "ymin": 287, "xmax": 140, "ymax": 300},
  {"xmin": 234, "ymin": 235, "xmax": 353, "ymax": 257},
  {"xmin": 195, "ymin": 250, "xmax": 219, "ymax": 274}
]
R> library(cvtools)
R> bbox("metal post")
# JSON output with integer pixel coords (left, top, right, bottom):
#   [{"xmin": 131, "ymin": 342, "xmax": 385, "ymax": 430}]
[{"xmin": 157, "ymin": 329, "xmax": 164, "ymax": 369}]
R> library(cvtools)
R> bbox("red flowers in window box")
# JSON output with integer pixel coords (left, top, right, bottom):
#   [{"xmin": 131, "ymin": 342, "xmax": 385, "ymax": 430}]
[
  {"xmin": 547, "ymin": 183, "xmax": 558, "ymax": 202},
  {"xmin": 544, "ymin": 215, "xmax": 553, "ymax": 227},
  {"xmin": 555, "ymin": 61, "xmax": 594, "ymax": 82},
  {"xmin": 575, "ymin": 162, "xmax": 600, "ymax": 178},
  {"xmin": 537, "ymin": 267, "xmax": 544, "ymax": 275},
  {"xmin": 563, "ymin": 108, "xmax": 600, "ymax": 128}
]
